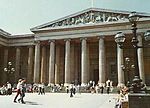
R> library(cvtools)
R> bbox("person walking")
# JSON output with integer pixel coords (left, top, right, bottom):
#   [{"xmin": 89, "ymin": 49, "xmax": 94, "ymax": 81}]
[
  {"xmin": 18, "ymin": 79, "xmax": 26, "ymax": 104},
  {"xmin": 100, "ymin": 85, "xmax": 104, "ymax": 94},
  {"xmin": 41, "ymin": 83, "xmax": 45, "ymax": 95},
  {"xmin": 6, "ymin": 82, "xmax": 12, "ymax": 95},
  {"xmin": 13, "ymin": 79, "xmax": 22, "ymax": 103},
  {"xmin": 38, "ymin": 83, "xmax": 42, "ymax": 95},
  {"xmin": 106, "ymin": 79, "xmax": 111, "ymax": 94},
  {"xmin": 95, "ymin": 84, "xmax": 100, "ymax": 93},
  {"xmin": 65, "ymin": 86, "xmax": 69, "ymax": 93},
  {"xmin": 70, "ymin": 85, "xmax": 74, "ymax": 97}
]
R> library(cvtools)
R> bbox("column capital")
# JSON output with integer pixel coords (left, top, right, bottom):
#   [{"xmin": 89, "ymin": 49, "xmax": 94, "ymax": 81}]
[
  {"xmin": 97, "ymin": 36, "xmax": 105, "ymax": 40},
  {"xmin": 3, "ymin": 46, "xmax": 9, "ymax": 49},
  {"xmin": 15, "ymin": 46, "xmax": 21, "ymax": 49},
  {"xmin": 34, "ymin": 40, "xmax": 40, "ymax": 44},
  {"xmin": 48, "ymin": 40, "xmax": 55, "ymax": 43},
  {"xmin": 81, "ymin": 37, "xmax": 88, "ymax": 40},
  {"xmin": 27, "ymin": 45, "xmax": 34, "ymax": 48},
  {"xmin": 64, "ymin": 38, "xmax": 71, "ymax": 42}
]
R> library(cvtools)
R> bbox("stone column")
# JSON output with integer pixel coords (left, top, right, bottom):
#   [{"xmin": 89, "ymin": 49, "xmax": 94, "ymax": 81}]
[
  {"xmin": 81, "ymin": 38, "xmax": 88, "ymax": 86},
  {"xmin": 27, "ymin": 46, "xmax": 34, "ymax": 83},
  {"xmin": 40, "ymin": 46, "xmax": 47, "ymax": 83},
  {"xmin": 137, "ymin": 35, "xmax": 145, "ymax": 83},
  {"xmin": 33, "ymin": 41, "xmax": 40, "ymax": 83},
  {"xmin": 15, "ymin": 47, "xmax": 21, "ymax": 81},
  {"xmin": 70, "ymin": 43, "xmax": 75, "ymax": 83},
  {"xmin": 48, "ymin": 40, "xmax": 55, "ymax": 85},
  {"xmin": 74, "ymin": 45, "xmax": 79, "ymax": 84},
  {"xmin": 86, "ymin": 44, "xmax": 90, "ymax": 82},
  {"xmin": 55, "ymin": 45, "xmax": 60, "ymax": 84},
  {"xmin": 3, "ymin": 48, "xmax": 8, "ymax": 83},
  {"xmin": 117, "ymin": 45, "xmax": 125, "ymax": 87},
  {"xmin": 64, "ymin": 39, "xmax": 71, "ymax": 86},
  {"xmin": 98, "ymin": 37, "xmax": 106, "ymax": 86}
]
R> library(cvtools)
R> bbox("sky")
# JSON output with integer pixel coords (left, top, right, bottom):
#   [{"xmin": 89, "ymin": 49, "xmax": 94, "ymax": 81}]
[{"xmin": 0, "ymin": 0, "xmax": 150, "ymax": 35}]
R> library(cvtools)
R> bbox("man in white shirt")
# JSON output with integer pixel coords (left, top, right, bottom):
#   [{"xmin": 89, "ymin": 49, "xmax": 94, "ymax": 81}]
[{"xmin": 13, "ymin": 79, "xmax": 22, "ymax": 103}]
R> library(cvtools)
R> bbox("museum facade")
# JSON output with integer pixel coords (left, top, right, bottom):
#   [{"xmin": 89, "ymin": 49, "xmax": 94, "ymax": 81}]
[{"xmin": 0, "ymin": 8, "xmax": 150, "ymax": 86}]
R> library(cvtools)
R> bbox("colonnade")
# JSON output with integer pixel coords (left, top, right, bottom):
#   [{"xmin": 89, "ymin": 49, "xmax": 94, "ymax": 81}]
[
  {"xmin": 2, "ymin": 35, "xmax": 145, "ymax": 87},
  {"xmin": 32, "ymin": 37, "xmax": 106, "ymax": 86}
]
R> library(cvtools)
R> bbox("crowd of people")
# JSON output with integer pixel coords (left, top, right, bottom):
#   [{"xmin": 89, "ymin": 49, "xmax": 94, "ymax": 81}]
[
  {"xmin": 0, "ymin": 79, "xmax": 114, "ymax": 96},
  {"xmin": 0, "ymin": 78, "xmax": 133, "ymax": 106},
  {"xmin": 0, "ymin": 82, "xmax": 12, "ymax": 95},
  {"xmin": 87, "ymin": 80, "xmax": 113, "ymax": 94}
]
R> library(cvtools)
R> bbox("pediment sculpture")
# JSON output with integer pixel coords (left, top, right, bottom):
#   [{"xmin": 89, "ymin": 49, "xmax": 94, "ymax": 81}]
[{"xmin": 41, "ymin": 10, "xmax": 128, "ymax": 29}]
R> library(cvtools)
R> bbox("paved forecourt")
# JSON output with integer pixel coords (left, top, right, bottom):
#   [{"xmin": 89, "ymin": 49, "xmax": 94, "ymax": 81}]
[{"xmin": 0, "ymin": 93, "xmax": 118, "ymax": 108}]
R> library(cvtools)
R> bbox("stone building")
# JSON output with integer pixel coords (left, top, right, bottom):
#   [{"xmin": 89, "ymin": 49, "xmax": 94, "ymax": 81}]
[{"xmin": 0, "ymin": 8, "xmax": 150, "ymax": 86}]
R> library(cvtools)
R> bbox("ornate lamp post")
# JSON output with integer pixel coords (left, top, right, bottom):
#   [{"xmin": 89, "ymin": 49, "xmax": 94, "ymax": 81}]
[
  {"xmin": 115, "ymin": 12, "xmax": 150, "ymax": 93},
  {"xmin": 121, "ymin": 57, "xmax": 134, "ymax": 87},
  {"xmin": 144, "ymin": 30, "xmax": 150, "ymax": 42},
  {"xmin": 4, "ymin": 61, "xmax": 15, "ymax": 83}
]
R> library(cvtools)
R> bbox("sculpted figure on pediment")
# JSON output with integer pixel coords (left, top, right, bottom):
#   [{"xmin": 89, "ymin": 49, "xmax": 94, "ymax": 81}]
[
  {"xmin": 89, "ymin": 12, "xmax": 95, "ymax": 23},
  {"xmin": 51, "ymin": 24, "xmax": 55, "ymax": 27},
  {"xmin": 84, "ymin": 12, "xmax": 91, "ymax": 23},
  {"xmin": 75, "ymin": 15, "xmax": 84, "ymax": 25},
  {"xmin": 107, "ymin": 14, "xmax": 118, "ymax": 22},
  {"xmin": 58, "ymin": 22, "xmax": 62, "ymax": 26},
  {"xmin": 62, "ymin": 20, "xmax": 68, "ymax": 26},
  {"xmin": 46, "ymin": 11, "xmax": 128, "ymax": 28},
  {"xmin": 68, "ymin": 17, "xmax": 73, "ymax": 25},
  {"xmin": 66, "ymin": 19, "xmax": 71, "ymax": 25},
  {"xmin": 51, "ymin": 22, "xmax": 59, "ymax": 27},
  {"xmin": 94, "ymin": 12, "xmax": 104, "ymax": 23},
  {"xmin": 118, "ymin": 14, "xmax": 127, "ymax": 20}
]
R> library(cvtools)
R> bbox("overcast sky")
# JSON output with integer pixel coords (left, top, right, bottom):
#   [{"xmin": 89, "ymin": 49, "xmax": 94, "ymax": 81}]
[{"xmin": 0, "ymin": 0, "xmax": 150, "ymax": 35}]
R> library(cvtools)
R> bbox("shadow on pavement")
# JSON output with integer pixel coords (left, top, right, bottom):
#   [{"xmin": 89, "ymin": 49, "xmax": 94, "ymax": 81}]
[{"xmin": 25, "ymin": 101, "xmax": 42, "ymax": 105}]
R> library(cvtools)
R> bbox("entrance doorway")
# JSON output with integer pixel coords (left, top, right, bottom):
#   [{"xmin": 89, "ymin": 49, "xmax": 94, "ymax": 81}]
[{"xmin": 93, "ymin": 69, "xmax": 99, "ymax": 84}]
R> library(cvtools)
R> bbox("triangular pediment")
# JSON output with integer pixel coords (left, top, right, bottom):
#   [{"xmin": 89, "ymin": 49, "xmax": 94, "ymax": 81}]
[{"xmin": 31, "ymin": 8, "xmax": 148, "ymax": 31}]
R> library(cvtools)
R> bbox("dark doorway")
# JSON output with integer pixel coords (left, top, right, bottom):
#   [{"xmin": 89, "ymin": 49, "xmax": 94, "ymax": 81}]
[{"xmin": 93, "ymin": 69, "xmax": 99, "ymax": 84}]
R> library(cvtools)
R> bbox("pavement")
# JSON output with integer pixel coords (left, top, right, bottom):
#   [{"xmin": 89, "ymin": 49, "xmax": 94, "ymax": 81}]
[{"xmin": 0, "ymin": 93, "xmax": 118, "ymax": 108}]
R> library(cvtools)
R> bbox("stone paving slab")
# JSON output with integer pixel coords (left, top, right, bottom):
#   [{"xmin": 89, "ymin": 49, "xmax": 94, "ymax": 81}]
[{"xmin": 0, "ymin": 93, "xmax": 117, "ymax": 108}]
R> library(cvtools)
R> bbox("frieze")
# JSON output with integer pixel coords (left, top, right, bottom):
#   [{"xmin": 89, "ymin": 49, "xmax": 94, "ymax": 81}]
[{"xmin": 41, "ymin": 11, "xmax": 128, "ymax": 29}]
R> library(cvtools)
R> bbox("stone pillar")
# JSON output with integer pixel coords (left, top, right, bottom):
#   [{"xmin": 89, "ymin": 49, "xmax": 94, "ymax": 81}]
[
  {"xmin": 70, "ymin": 43, "xmax": 75, "ymax": 83},
  {"xmin": 64, "ymin": 39, "xmax": 71, "ymax": 86},
  {"xmin": 74, "ymin": 45, "xmax": 79, "ymax": 84},
  {"xmin": 81, "ymin": 38, "xmax": 88, "ymax": 86},
  {"xmin": 33, "ymin": 41, "xmax": 40, "ymax": 83},
  {"xmin": 137, "ymin": 35, "xmax": 145, "ymax": 84},
  {"xmin": 27, "ymin": 46, "xmax": 34, "ymax": 83},
  {"xmin": 15, "ymin": 47, "xmax": 21, "ymax": 81},
  {"xmin": 3, "ymin": 48, "xmax": 8, "ymax": 83},
  {"xmin": 48, "ymin": 40, "xmax": 55, "ymax": 85},
  {"xmin": 98, "ymin": 37, "xmax": 106, "ymax": 86},
  {"xmin": 55, "ymin": 45, "xmax": 60, "ymax": 84},
  {"xmin": 86, "ymin": 44, "xmax": 90, "ymax": 82},
  {"xmin": 40, "ymin": 46, "xmax": 47, "ymax": 83},
  {"xmin": 117, "ymin": 45, "xmax": 125, "ymax": 87}
]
